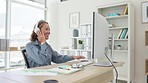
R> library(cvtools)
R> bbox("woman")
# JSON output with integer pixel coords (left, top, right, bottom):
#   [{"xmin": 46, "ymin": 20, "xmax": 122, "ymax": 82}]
[{"xmin": 26, "ymin": 20, "xmax": 85, "ymax": 68}]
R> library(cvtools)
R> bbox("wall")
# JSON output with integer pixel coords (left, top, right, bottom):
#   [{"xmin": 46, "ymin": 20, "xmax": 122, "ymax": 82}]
[
  {"xmin": 49, "ymin": 0, "xmax": 148, "ymax": 83},
  {"xmin": 46, "ymin": 0, "xmax": 59, "ymax": 50},
  {"xmin": 131, "ymin": 0, "xmax": 148, "ymax": 83},
  {"xmin": 58, "ymin": 0, "xmax": 129, "ymax": 50}
]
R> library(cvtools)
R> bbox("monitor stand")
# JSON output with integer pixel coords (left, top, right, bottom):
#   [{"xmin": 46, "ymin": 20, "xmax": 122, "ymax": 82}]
[
  {"xmin": 93, "ymin": 57, "xmax": 112, "ymax": 67},
  {"xmin": 93, "ymin": 62, "xmax": 112, "ymax": 67}
]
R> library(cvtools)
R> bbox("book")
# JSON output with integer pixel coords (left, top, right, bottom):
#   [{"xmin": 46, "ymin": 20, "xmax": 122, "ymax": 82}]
[
  {"xmin": 85, "ymin": 38, "xmax": 91, "ymax": 50},
  {"xmin": 81, "ymin": 25, "xmax": 87, "ymax": 37},
  {"xmin": 126, "ymin": 35, "xmax": 128, "ymax": 39},
  {"xmin": 120, "ymin": 28, "xmax": 128, "ymax": 39},
  {"xmin": 117, "ymin": 29, "xmax": 124, "ymax": 39},
  {"xmin": 69, "ymin": 39, "xmax": 77, "ymax": 49},
  {"xmin": 124, "ymin": 31, "xmax": 128, "ymax": 39},
  {"xmin": 87, "ymin": 24, "xmax": 91, "ymax": 36},
  {"xmin": 122, "ymin": 5, "xmax": 128, "ymax": 15},
  {"xmin": 120, "ymin": 29, "xmax": 126, "ymax": 39}
]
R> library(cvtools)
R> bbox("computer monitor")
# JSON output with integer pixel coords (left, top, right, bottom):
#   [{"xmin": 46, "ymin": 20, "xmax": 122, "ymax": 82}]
[{"xmin": 92, "ymin": 12, "xmax": 112, "ymax": 66}]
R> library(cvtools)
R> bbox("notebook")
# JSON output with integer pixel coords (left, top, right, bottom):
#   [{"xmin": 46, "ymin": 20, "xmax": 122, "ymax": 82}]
[{"xmin": 48, "ymin": 65, "xmax": 82, "ymax": 74}]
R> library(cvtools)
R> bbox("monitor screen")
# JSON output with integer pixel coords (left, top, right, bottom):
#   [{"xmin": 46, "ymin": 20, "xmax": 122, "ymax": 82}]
[{"xmin": 92, "ymin": 12, "xmax": 112, "ymax": 66}]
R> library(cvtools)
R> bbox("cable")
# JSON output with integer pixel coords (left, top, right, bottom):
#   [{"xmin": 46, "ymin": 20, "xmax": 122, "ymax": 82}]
[{"xmin": 104, "ymin": 52, "xmax": 118, "ymax": 83}]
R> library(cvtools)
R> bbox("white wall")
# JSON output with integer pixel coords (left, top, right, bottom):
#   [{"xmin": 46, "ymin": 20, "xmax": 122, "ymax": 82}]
[
  {"xmin": 46, "ymin": 0, "xmax": 59, "ymax": 50},
  {"xmin": 131, "ymin": 0, "xmax": 148, "ymax": 83},
  {"xmin": 58, "ymin": 0, "xmax": 129, "ymax": 50},
  {"xmin": 49, "ymin": 0, "xmax": 148, "ymax": 83}
]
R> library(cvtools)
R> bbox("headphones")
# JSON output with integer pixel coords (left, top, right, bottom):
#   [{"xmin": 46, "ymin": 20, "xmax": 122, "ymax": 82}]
[{"xmin": 34, "ymin": 20, "xmax": 41, "ymax": 33}]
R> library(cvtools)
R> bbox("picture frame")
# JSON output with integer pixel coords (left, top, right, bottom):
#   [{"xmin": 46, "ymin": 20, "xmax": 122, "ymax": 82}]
[
  {"xmin": 61, "ymin": 0, "xmax": 68, "ymax": 2},
  {"xmin": 69, "ymin": 12, "xmax": 80, "ymax": 29},
  {"xmin": 142, "ymin": 1, "xmax": 148, "ymax": 23},
  {"xmin": 80, "ymin": 23, "xmax": 91, "ymax": 37},
  {"xmin": 145, "ymin": 31, "xmax": 148, "ymax": 46}
]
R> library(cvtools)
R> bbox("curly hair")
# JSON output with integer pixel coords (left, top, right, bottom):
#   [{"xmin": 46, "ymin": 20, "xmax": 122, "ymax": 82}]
[{"xmin": 30, "ymin": 20, "xmax": 48, "ymax": 41}]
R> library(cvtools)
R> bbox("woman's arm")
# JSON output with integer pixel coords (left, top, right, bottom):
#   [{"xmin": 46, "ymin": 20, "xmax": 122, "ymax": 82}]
[
  {"xmin": 50, "ymin": 47, "xmax": 85, "ymax": 63},
  {"xmin": 51, "ymin": 50, "xmax": 74, "ymax": 63}
]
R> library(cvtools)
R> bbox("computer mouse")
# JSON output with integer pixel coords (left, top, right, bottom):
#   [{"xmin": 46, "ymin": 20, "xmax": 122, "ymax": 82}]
[
  {"xmin": 44, "ymin": 79, "xmax": 58, "ymax": 83},
  {"xmin": 81, "ymin": 60, "xmax": 88, "ymax": 62}
]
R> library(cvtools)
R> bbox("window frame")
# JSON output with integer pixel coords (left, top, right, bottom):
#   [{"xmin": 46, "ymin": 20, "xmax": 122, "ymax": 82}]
[{"xmin": 0, "ymin": 0, "xmax": 47, "ymax": 71}]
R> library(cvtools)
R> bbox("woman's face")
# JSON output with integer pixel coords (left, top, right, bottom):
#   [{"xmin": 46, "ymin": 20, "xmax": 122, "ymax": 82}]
[{"xmin": 40, "ymin": 23, "xmax": 50, "ymax": 40}]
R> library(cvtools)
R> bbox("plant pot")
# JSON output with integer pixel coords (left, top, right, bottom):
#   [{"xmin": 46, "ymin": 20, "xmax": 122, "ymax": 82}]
[
  {"xmin": 117, "ymin": 45, "xmax": 121, "ymax": 50},
  {"xmin": 77, "ymin": 44, "xmax": 84, "ymax": 49}
]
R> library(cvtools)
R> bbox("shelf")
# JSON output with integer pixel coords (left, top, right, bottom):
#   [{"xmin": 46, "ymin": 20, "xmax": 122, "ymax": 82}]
[
  {"xmin": 98, "ymin": 2, "xmax": 134, "ymax": 83},
  {"xmin": 109, "ymin": 26, "xmax": 128, "ymax": 30},
  {"xmin": 109, "ymin": 50, "xmax": 128, "ymax": 52},
  {"xmin": 105, "ymin": 15, "xmax": 128, "ymax": 19},
  {"xmin": 115, "ymin": 39, "xmax": 128, "ymax": 41},
  {"xmin": 97, "ymin": 2, "xmax": 129, "ymax": 9},
  {"xmin": 109, "ymin": 39, "xmax": 128, "ymax": 41},
  {"xmin": 0, "ymin": 50, "xmax": 21, "ymax": 52},
  {"xmin": 0, "ymin": 46, "xmax": 25, "ymax": 52},
  {"xmin": 70, "ymin": 36, "xmax": 92, "ymax": 39},
  {"xmin": 113, "ymin": 50, "xmax": 128, "ymax": 52},
  {"xmin": 62, "ymin": 23, "xmax": 93, "ymax": 59}
]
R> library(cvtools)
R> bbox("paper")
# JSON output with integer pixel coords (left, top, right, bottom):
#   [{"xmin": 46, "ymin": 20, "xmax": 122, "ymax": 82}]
[
  {"xmin": 48, "ymin": 65, "xmax": 81, "ymax": 74},
  {"xmin": 16, "ymin": 69, "xmax": 58, "ymax": 76}
]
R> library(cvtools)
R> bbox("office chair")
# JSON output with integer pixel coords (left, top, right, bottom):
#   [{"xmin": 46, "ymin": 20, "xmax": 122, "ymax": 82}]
[{"xmin": 21, "ymin": 49, "xmax": 30, "ymax": 68}]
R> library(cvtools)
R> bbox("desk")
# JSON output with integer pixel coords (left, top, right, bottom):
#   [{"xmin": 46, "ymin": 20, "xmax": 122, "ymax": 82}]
[{"xmin": 0, "ymin": 61, "xmax": 123, "ymax": 83}]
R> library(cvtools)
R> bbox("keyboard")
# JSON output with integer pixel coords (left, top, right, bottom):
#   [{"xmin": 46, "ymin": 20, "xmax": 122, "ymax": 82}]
[{"xmin": 80, "ymin": 60, "xmax": 94, "ymax": 66}]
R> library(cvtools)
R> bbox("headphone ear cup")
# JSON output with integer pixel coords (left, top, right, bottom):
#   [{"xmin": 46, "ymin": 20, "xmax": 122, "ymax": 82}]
[
  {"xmin": 34, "ymin": 26, "xmax": 40, "ymax": 33},
  {"xmin": 34, "ymin": 20, "xmax": 40, "ymax": 33}
]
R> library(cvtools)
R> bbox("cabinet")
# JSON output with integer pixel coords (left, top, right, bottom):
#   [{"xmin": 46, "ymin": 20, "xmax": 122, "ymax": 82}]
[
  {"xmin": 145, "ymin": 58, "xmax": 148, "ymax": 83},
  {"xmin": 97, "ymin": 2, "xmax": 134, "ymax": 83},
  {"xmin": 60, "ymin": 24, "xmax": 93, "ymax": 59}
]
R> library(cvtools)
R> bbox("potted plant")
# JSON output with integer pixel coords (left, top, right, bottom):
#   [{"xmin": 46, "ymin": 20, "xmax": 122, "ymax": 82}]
[
  {"xmin": 78, "ymin": 40, "xmax": 83, "ymax": 44},
  {"xmin": 77, "ymin": 40, "xmax": 84, "ymax": 49}
]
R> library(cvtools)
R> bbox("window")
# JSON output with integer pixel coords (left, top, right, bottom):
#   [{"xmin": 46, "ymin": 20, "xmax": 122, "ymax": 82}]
[
  {"xmin": 0, "ymin": 0, "xmax": 47, "ymax": 69},
  {"xmin": 10, "ymin": 2, "xmax": 45, "ymax": 67},
  {"xmin": 29, "ymin": 0, "xmax": 46, "ymax": 5},
  {"xmin": 0, "ymin": 0, "xmax": 6, "ymax": 68}
]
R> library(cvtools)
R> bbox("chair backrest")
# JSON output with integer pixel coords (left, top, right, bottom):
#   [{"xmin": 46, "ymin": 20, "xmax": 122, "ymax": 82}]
[{"xmin": 21, "ymin": 49, "xmax": 30, "ymax": 68}]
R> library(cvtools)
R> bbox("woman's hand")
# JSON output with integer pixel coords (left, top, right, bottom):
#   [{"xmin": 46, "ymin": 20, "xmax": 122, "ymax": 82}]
[
  {"xmin": 73, "ymin": 55, "xmax": 85, "ymax": 59},
  {"xmin": 36, "ymin": 31, "xmax": 46, "ymax": 44}
]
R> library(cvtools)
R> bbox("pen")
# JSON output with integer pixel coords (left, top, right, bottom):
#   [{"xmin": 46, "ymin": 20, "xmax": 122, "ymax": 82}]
[{"xmin": 58, "ymin": 67, "xmax": 70, "ymax": 70}]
